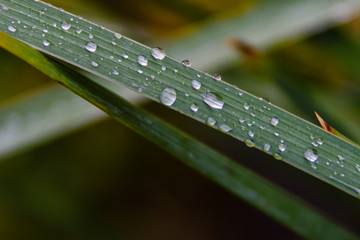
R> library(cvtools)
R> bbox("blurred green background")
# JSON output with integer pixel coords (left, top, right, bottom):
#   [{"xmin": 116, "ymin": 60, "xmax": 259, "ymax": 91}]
[{"xmin": 1, "ymin": 0, "xmax": 360, "ymax": 239}]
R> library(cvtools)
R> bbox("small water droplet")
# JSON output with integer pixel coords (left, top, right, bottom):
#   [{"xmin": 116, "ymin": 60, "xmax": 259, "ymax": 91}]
[
  {"xmin": 88, "ymin": 33, "xmax": 93, "ymax": 39},
  {"xmin": 122, "ymin": 53, "xmax": 129, "ymax": 59},
  {"xmin": 304, "ymin": 148, "xmax": 318, "ymax": 163},
  {"xmin": 238, "ymin": 91, "xmax": 243, "ymax": 96},
  {"xmin": 190, "ymin": 104, "xmax": 199, "ymax": 112},
  {"xmin": 239, "ymin": 117, "xmax": 245, "ymax": 123},
  {"xmin": 263, "ymin": 143, "xmax": 271, "ymax": 152},
  {"xmin": 137, "ymin": 55, "xmax": 148, "ymax": 66},
  {"xmin": 243, "ymin": 102, "xmax": 250, "ymax": 110},
  {"xmin": 213, "ymin": 74, "xmax": 221, "ymax": 80},
  {"xmin": 161, "ymin": 65, "xmax": 166, "ymax": 71},
  {"xmin": 274, "ymin": 132, "xmax": 279, "ymax": 137},
  {"xmin": 273, "ymin": 153, "xmax": 282, "ymax": 160},
  {"xmin": 42, "ymin": 28, "xmax": 48, "ymax": 33},
  {"xmin": 245, "ymin": 139, "xmax": 255, "ymax": 148},
  {"xmin": 202, "ymin": 92, "xmax": 224, "ymax": 110},
  {"xmin": 355, "ymin": 164, "xmax": 360, "ymax": 172},
  {"xmin": 278, "ymin": 143, "xmax": 286, "ymax": 152},
  {"xmin": 160, "ymin": 88, "xmax": 177, "ymax": 106},
  {"xmin": 85, "ymin": 41, "xmax": 97, "ymax": 52},
  {"xmin": 113, "ymin": 70, "xmax": 119, "ymax": 75},
  {"xmin": 114, "ymin": 32, "xmax": 122, "ymax": 39},
  {"xmin": 91, "ymin": 61, "xmax": 99, "ymax": 67},
  {"xmin": 182, "ymin": 59, "xmax": 191, "ymax": 67},
  {"xmin": 337, "ymin": 154, "xmax": 344, "ymax": 161},
  {"xmin": 42, "ymin": 39, "xmax": 50, "ymax": 47},
  {"xmin": 7, "ymin": 25, "xmax": 16, "ymax": 32},
  {"xmin": 174, "ymin": 69, "xmax": 178, "ymax": 73},
  {"xmin": 137, "ymin": 69, "xmax": 143, "ymax": 74},
  {"xmin": 76, "ymin": 29, "xmax": 82, "ymax": 34},
  {"xmin": 220, "ymin": 124, "xmax": 232, "ymax": 132},
  {"xmin": 248, "ymin": 130, "xmax": 254, "ymax": 138},
  {"xmin": 207, "ymin": 117, "xmax": 216, "ymax": 126},
  {"xmin": 61, "ymin": 21, "xmax": 71, "ymax": 30},
  {"xmin": 191, "ymin": 80, "xmax": 201, "ymax": 90},
  {"xmin": 270, "ymin": 117, "xmax": 279, "ymax": 126}
]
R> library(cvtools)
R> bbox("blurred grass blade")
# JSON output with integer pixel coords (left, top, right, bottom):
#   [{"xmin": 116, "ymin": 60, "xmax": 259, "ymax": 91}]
[
  {"xmin": 2, "ymin": 0, "xmax": 360, "ymax": 163},
  {"xmin": 166, "ymin": 0, "xmax": 360, "ymax": 70},
  {"xmin": 1, "ymin": 0, "xmax": 360, "ymax": 198},
  {"xmin": 1, "ymin": 31, "xmax": 357, "ymax": 240}
]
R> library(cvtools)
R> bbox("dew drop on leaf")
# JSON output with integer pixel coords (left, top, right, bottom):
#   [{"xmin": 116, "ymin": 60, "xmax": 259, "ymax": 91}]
[
  {"xmin": 207, "ymin": 117, "xmax": 216, "ymax": 126},
  {"xmin": 61, "ymin": 20, "xmax": 71, "ymax": 30},
  {"xmin": 91, "ymin": 61, "xmax": 99, "ymax": 67},
  {"xmin": 263, "ymin": 143, "xmax": 271, "ymax": 152},
  {"xmin": 7, "ymin": 25, "xmax": 16, "ymax": 32},
  {"xmin": 160, "ymin": 88, "xmax": 177, "ymax": 106},
  {"xmin": 190, "ymin": 104, "xmax": 199, "ymax": 112},
  {"xmin": 151, "ymin": 47, "xmax": 165, "ymax": 60},
  {"xmin": 42, "ymin": 39, "xmax": 50, "ymax": 47},
  {"xmin": 244, "ymin": 139, "xmax": 255, "ymax": 148},
  {"xmin": 270, "ymin": 117, "xmax": 279, "ymax": 126},
  {"xmin": 85, "ymin": 41, "xmax": 97, "ymax": 52},
  {"xmin": 304, "ymin": 148, "xmax": 318, "ymax": 163},
  {"xmin": 114, "ymin": 32, "xmax": 122, "ymax": 39},
  {"xmin": 137, "ymin": 55, "xmax": 148, "ymax": 66},
  {"xmin": 243, "ymin": 102, "xmax": 250, "ymax": 110},
  {"xmin": 182, "ymin": 59, "xmax": 191, "ymax": 67},
  {"xmin": 220, "ymin": 124, "xmax": 232, "ymax": 132},
  {"xmin": 202, "ymin": 92, "xmax": 224, "ymax": 110},
  {"xmin": 213, "ymin": 74, "xmax": 221, "ymax": 80},
  {"xmin": 191, "ymin": 80, "xmax": 201, "ymax": 90}
]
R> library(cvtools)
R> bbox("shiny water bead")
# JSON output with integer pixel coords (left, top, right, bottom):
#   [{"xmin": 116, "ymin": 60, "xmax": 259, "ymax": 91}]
[
  {"xmin": 85, "ymin": 41, "xmax": 97, "ymax": 52},
  {"xmin": 304, "ymin": 148, "xmax": 318, "ymax": 163},
  {"xmin": 191, "ymin": 80, "xmax": 201, "ymax": 90},
  {"xmin": 220, "ymin": 124, "xmax": 232, "ymax": 132},
  {"xmin": 245, "ymin": 139, "xmax": 255, "ymax": 147},
  {"xmin": 213, "ymin": 74, "xmax": 221, "ymax": 80},
  {"xmin": 61, "ymin": 21, "xmax": 71, "ymax": 30},
  {"xmin": 137, "ymin": 55, "xmax": 148, "ymax": 66},
  {"xmin": 270, "ymin": 117, "xmax": 279, "ymax": 126},
  {"xmin": 7, "ymin": 25, "xmax": 16, "ymax": 32},
  {"xmin": 207, "ymin": 117, "xmax": 216, "ymax": 126},
  {"xmin": 91, "ymin": 61, "xmax": 99, "ymax": 67},
  {"xmin": 182, "ymin": 59, "xmax": 191, "ymax": 67},
  {"xmin": 160, "ymin": 88, "xmax": 177, "ymax": 106},
  {"xmin": 114, "ymin": 32, "xmax": 122, "ymax": 39},
  {"xmin": 190, "ymin": 104, "xmax": 199, "ymax": 112},
  {"xmin": 151, "ymin": 47, "xmax": 166, "ymax": 60},
  {"xmin": 202, "ymin": 92, "xmax": 224, "ymax": 110},
  {"xmin": 42, "ymin": 40, "xmax": 50, "ymax": 47}
]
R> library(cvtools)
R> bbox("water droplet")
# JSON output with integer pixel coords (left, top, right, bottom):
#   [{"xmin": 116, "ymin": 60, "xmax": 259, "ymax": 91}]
[
  {"xmin": 113, "ymin": 70, "xmax": 119, "ymax": 75},
  {"xmin": 7, "ymin": 25, "xmax": 16, "ymax": 32},
  {"xmin": 243, "ymin": 102, "xmax": 250, "ymax": 110},
  {"xmin": 273, "ymin": 153, "xmax": 282, "ymax": 160},
  {"xmin": 263, "ymin": 143, "xmax": 271, "ymax": 152},
  {"xmin": 355, "ymin": 164, "xmax": 360, "ymax": 172},
  {"xmin": 270, "ymin": 117, "xmax": 279, "ymax": 126},
  {"xmin": 88, "ymin": 33, "xmax": 93, "ymax": 39},
  {"xmin": 191, "ymin": 80, "xmax": 201, "ymax": 90},
  {"xmin": 137, "ymin": 69, "xmax": 143, "ymax": 74},
  {"xmin": 61, "ymin": 21, "xmax": 71, "ymax": 30},
  {"xmin": 337, "ymin": 154, "xmax": 344, "ymax": 161},
  {"xmin": 213, "ymin": 74, "xmax": 221, "ymax": 80},
  {"xmin": 85, "ymin": 41, "xmax": 97, "ymax": 52},
  {"xmin": 122, "ymin": 53, "xmax": 129, "ymax": 59},
  {"xmin": 278, "ymin": 143, "xmax": 286, "ymax": 152},
  {"xmin": 151, "ymin": 47, "xmax": 166, "ymax": 60},
  {"xmin": 114, "ymin": 32, "xmax": 122, "ymax": 39},
  {"xmin": 91, "ymin": 61, "xmax": 99, "ymax": 67},
  {"xmin": 190, "ymin": 104, "xmax": 199, "ymax": 112},
  {"xmin": 244, "ymin": 139, "xmax": 255, "ymax": 148},
  {"xmin": 42, "ymin": 39, "xmax": 50, "ymax": 47},
  {"xmin": 202, "ymin": 92, "xmax": 224, "ymax": 110},
  {"xmin": 160, "ymin": 88, "xmax": 177, "ymax": 106},
  {"xmin": 238, "ymin": 91, "xmax": 243, "ymax": 96},
  {"xmin": 304, "ymin": 148, "xmax": 318, "ymax": 163},
  {"xmin": 42, "ymin": 28, "xmax": 48, "ymax": 33},
  {"xmin": 182, "ymin": 59, "xmax": 191, "ymax": 67},
  {"xmin": 239, "ymin": 117, "xmax": 245, "ymax": 123},
  {"xmin": 76, "ymin": 29, "xmax": 82, "ymax": 34},
  {"xmin": 137, "ymin": 55, "xmax": 148, "ymax": 66},
  {"xmin": 274, "ymin": 132, "xmax": 279, "ymax": 137},
  {"xmin": 207, "ymin": 117, "xmax": 216, "ymax": 126},
  {"xmin": 248, "ymin": 130, "xmax": 254, "ymax": 138},
  {"xmin": 161, "ymin": 65, "xmax": 166, "ymax": 71},
  {"xmin": 220, "ymin": 124, "xmax": 232, "ymax": 132}
]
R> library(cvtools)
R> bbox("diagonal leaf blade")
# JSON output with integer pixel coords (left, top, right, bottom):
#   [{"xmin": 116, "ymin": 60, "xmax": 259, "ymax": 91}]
[
  {"xmin": 0, "ymin": 0, "xmax": 360, "ymax": 198},
  {"xmin": 1, "ymin": 30, "xmax": 357, "ymax": 240}
]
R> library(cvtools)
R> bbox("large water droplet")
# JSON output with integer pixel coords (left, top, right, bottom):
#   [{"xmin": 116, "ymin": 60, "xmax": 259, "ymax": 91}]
[
  {"xmin": 190, "ymin": 104, "xmax": 199, "ymax": 112},
  {"xmin": 151, "ymin": 47, "xmax": 165, "ymax": 60},
  {"xmin": 7, "ymin": 25, "xmax": 16, "ymax": 32},
  {"xmin": 220, "ymin": 124, "xmax": 232, "ymax": 132},
  {"xmin": 245, "ymin": 139, "xmax": 255, "ymax": 148},
  {"xmin": 270, "ymin": 117, "xmax": 279, "ymax": 126},
  {"xmin": 85, "ymin": 41, "xmax": 97, "ymax": 52},
  {"xmin": 42, "ymin": 39, "xmax": 50, "ymax": 47},
  {"xmin": 160, "ymin": 88, "xmax": 176, "ymax": 106},
  {"xmin": 61, "ymin": 21, "xmax": 71, "ymax": 30},
  {"xmin": 248, "ymin": 130, "xmax": 254, "ymax": 138},
  {"xmin": 191, "ymin": 80, "xmax": 201, "ymax": 90},
  {"xmin": 304, "ymin": 148, "xmax": 318, "ymax": 162},
  {"xmin": 202, "ymin": 92, "xmax": 224, "ymax": 110},
  {"xmin": 137, "ymin": 55, "xmax": 148, "ymax": 66},
  {"xmin": 182, "ymin": 59, "xmax": 191, "ymax": 67}
]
